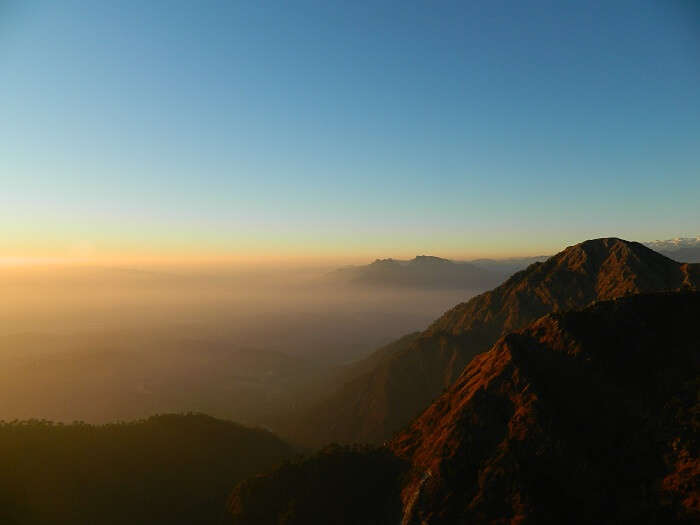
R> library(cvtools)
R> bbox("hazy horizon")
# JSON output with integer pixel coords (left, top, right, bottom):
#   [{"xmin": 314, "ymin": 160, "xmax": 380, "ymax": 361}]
[
  {"xmin": 1, "ymin": 234, "xmax": 699, "ymax": 269},
  {"xmin": 0, "ymin": 257, "xmax": 488, "ymax": 427}
]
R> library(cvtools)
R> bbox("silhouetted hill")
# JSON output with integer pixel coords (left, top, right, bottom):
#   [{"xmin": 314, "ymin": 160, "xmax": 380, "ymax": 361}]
[
  {"xmin": 0, "ymin": 414, "xmax": 294, "ymax": 525},
  {"xmin": 229, "ymin": 444, "xmax": 407, "ymax": 525},
  {"xmin": 294, "ymin": 238, "xmax": 699, "ymax": 445},
  {"xmin": 329, "ymin": 255, "xmax": 501, "ymax": 289},
  {"xmin": 392, "ymin": 292, "xmax": 700, "ymax": 523},
  {"xmin": 230, "ymin": 292, "xmax": 700, "ymax": 524}
]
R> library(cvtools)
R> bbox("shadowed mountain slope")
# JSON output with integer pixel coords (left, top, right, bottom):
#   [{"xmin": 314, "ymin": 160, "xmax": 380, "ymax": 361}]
[
  {"xmin": 229, "ymin": 444, "xmax": 407, "ymax": 525},
  {"xmin": 230, "ymin": 292, "xmax": 699, "ymax": 524},
  {"xmin": 295, "ymin": 238, "xmax": 699, "ymax": 445},
  {"xmin": 392, "ymin": 292, "xmax": 700, "ymax": 524}
]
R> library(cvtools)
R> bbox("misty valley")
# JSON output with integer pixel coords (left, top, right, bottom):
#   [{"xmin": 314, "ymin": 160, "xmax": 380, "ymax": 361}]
[{"xmin": 0, "ymin": 261, "xmax": 495, "ymax": 429}]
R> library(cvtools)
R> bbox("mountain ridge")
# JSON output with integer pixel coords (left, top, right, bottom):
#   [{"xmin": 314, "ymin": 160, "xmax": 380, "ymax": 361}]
[
  {"xmin": 392, "ymin": 291, "xmax": 700, "ymax": 523},
  {"xmin": 229, "ymin": 292, "xmax": 700, "ymax": 524},
  {"xmin": 328, "ymin": 255, "xmax": 502, "ymax": 289},
  {"xmin": 293, "ymin": 238, "xmax": 699, "ymax": 446}
]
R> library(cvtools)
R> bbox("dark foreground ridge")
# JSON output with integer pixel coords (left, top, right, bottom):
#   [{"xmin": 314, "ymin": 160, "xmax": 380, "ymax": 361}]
[
  {"xmin": 229, "ymin": 444, "xmax": 407, "ymax": 525},
  {"xmin": 231, "ymin": 292, "xmax": 700, "ymax": 524},
  {"xmin": 296, "ymin": 238, "xmax": 699, "ymax": 445},
  {"xmin": 0, "ymin": 414, "xmax": 294, "ymax": 525}
]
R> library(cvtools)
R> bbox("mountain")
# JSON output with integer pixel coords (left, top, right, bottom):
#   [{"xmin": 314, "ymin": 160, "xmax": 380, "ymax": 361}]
[
  {"xmin": 329, "ymin": 255, "xmax": 501, "ymax": 289},
  {"xmin": 293, "ymin": 238, "xmax": 699, "ymax": 446},
  {"xmin": 229, "ymin": 444, "xmax": 406, "ymax": 525},
  {"xmin": 0, "ymin": 414, "xmax": 294, "ymax": 525},
  {"xmin": 392, "ymin": 292, "xmax": 700, "ymax": 524},
  {"xmin": 229, "ymin": 292, "xmax": 700, "ymax": 524}
]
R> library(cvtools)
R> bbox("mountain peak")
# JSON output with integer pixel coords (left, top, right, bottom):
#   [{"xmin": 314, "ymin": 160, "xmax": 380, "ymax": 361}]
[
  {"xmin": 555, "ymin": 237, "xmax": 670, "ymax": 269},
  {"xmin": 408, "ymin": 255, "xmax": 451, "ymax": 265},
  {"xmin": 370, "ymin": 257, "xmax": 399, "ymax": 266},
  {"xmin": 330, "ymin": 255, "xmax": 499, "ymax": 290},
  {"xmin": 431, "ymin": 237, "xmax": 697, "ymax": 336},
  {"xmin": 299, "ymin": 238, "xmax": 699, "ymax": 446}
]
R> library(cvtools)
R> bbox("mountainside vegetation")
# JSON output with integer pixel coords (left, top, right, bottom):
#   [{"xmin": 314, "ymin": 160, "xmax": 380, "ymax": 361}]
[
  {"xmin": 229, "ymin": 444, "xmax": 407, "ymax": 525},
  {"xmin": 0, "ymin": 414, "xmax": 294, "ymax": 525}
]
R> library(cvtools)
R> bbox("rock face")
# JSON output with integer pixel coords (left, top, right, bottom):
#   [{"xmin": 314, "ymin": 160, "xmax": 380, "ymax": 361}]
[
  {"xmin": 392, "ymin": 292, "xmax": 700, "ymax": 524},
  {"xmin": 299, "ymin": 238, "xmax": 699, "ymax": 445}
]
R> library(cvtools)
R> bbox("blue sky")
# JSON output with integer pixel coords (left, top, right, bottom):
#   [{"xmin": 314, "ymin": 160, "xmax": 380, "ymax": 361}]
[{"xmin": 1, "ymin": 0, "xmax": 699, "ymax": 261}]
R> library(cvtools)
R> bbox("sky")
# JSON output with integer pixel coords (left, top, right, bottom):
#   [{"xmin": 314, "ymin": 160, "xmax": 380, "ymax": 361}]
[{"xmin": 1, "ymin": 0, "xmax": 699, "ymax": 263}]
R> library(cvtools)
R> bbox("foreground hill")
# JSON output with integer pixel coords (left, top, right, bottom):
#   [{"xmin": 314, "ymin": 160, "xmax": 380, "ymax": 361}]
[
  {"xmin": 0, "ymin": 414, "xmax": 294, "ymax": 525},
  {"xmin": 230, "ymin": 444, "xmax": 406, "ymax": 525},
  {"xmin": 229, "ymin": 292, "xmax": 700, "ymax": 524},
  {"xmin": 329, "ymin": 255, "xmax": 501, "ymax": 289},
  {"xmin": 294, "ymin": 238, "xmax": 699, "ymax": 445},
  {"xmin": 392, "ymin": 291, "xmax": 700, "ymax": 523}
]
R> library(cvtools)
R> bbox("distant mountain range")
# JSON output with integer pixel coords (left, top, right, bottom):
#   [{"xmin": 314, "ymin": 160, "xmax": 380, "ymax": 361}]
[
  {"xmin": 233, "ymin": 291, "xmax": 700, "ymax": 523},
  {"xmin": 328, "ymin": 255, "xmax": 504, "ymax": 290},
  {"xmin": 291, "ymin": 238, "xmax": 699, "ymax": 446},
  {"xmin": 326, "ymin": 237, "xmax": 700, "ymax": 292}
]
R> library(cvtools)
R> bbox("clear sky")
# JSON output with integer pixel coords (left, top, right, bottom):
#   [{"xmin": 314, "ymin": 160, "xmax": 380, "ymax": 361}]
[{"xmin": 1, "ymin": 0, "xmax": 699, "ymax": 263}]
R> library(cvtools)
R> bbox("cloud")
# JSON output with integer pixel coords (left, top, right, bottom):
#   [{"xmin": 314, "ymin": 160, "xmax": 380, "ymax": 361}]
[{"xmin": 644, "ymin": 237, "xmax": 700, "ymax": 252}]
